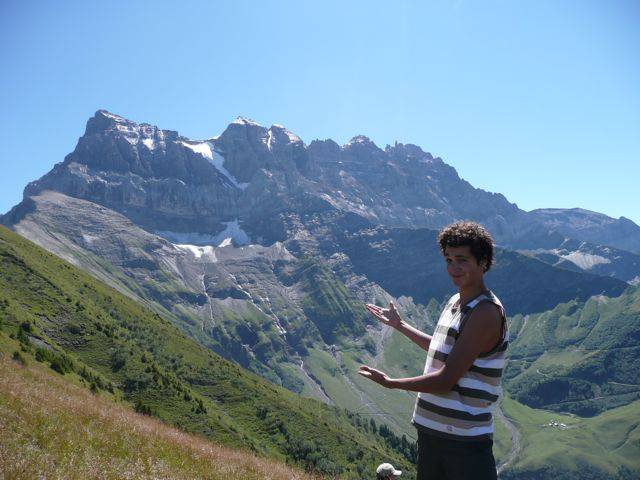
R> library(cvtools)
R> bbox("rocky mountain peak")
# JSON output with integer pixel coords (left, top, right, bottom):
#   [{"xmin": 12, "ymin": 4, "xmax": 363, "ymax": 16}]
[
  {"xmin": 264, "ymin": 124, "xmax": 304, "ymax": 152},
  {"xmin": 385, "ymin": 142, "xmax": 434, "ymax": 162},
  {"xmin": 83, "ymin": 109, "xmax": 177, "ymax": 147},
  {"xmin": 84, "ymin": 109, "xmax": 129, "ymax": 135},
  {"xmin": 344, "ymin": 135, "xmax": 377, "ymax": 148},
  {"xmin": 307, "ymin": 139, "xmax": 341, "ymax": 161},
  {"xmin": 232, "ymin": 116, "xmax": 263, "ymax": 127},
  {"xmin": 216, "ymin": 116, "xmax": 267, "ymax": 151}
]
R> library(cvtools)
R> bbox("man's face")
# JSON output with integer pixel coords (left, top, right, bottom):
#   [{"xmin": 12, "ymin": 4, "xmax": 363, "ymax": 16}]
[{"xmin": 444, "ymin": 245, "xmax": 484, "ymax": 288}]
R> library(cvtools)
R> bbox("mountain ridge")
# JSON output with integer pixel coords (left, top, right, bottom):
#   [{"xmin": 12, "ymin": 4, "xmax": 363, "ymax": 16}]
[{"xmin": 15, "ymin": 109, "xmax": 640, "ymax": 257}]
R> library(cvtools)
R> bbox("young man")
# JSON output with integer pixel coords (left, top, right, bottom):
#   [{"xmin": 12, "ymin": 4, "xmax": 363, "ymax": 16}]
[{"xmin": 358, "ymin": 221, "xmax": 507, "ymax": 480}]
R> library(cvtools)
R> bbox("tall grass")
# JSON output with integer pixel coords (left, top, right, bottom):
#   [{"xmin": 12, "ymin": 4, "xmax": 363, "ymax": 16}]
[{"xmin": 0, "ymin": 349, "xmax": 319, "ymax": 480}]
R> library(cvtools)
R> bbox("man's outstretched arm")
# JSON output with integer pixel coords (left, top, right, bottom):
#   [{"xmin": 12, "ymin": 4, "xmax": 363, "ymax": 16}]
[
  {"xmin": 365, "ymin": 302, "xmax": 432, "ymax": 351},
  {"xmin": 359, "ymin": 302, "xmax": 502, "ymax": 392}
]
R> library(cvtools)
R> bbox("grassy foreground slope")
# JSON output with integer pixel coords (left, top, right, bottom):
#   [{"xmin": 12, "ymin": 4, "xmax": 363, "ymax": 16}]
[
  {"xmin": 0, "ymin": 332, "xmax": 317, "ymax": 480},
  {"xmin": 0, "ymin": 226, "xmax": 415, "ymax": 479}
]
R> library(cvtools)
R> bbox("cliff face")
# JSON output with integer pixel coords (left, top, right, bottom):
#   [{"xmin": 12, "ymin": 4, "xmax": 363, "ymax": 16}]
[{"xmin": 20, "ymin": 110, "xmax": 531, "ymax": 243}]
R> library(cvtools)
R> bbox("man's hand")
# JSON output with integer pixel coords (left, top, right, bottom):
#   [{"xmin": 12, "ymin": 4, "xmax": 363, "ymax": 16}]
[
  {"xmin": 365, "ymin": 301, "xmax": 401, "ymax": 328},
  {"xmin": 357, "ymin": 365, "xmax": 392, "ymax": 388}
]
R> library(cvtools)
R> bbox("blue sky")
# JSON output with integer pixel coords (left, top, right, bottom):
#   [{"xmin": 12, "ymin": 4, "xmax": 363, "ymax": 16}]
[{"xmin": 1, "ymin": 1, "xmax": 639, "ymax": 224}]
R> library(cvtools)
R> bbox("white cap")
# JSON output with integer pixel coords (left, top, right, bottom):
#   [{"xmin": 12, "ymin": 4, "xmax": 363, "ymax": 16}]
[{"xmin": 376, "ymin": 463, "xmax": 402, "ymax": 477}]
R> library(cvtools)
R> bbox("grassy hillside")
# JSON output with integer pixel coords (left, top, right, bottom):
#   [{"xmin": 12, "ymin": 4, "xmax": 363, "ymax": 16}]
[
  {"xmin": 500, "ymin": 395, "xmax": 640, "ymax": 479},
  {"xmin": 506, "ymin": 286, "xmax": 640, "ymax": 415},
  {"xmin": 0, "ymin": 331, "xmax": 319, "ymax": 480},
  {"xmin": 291, "ymin": 256, "xmax": 369, "ymax": 344},
  {"xmin": 0, "ymin": 226, "xmax": 415, "ymax": 479}
]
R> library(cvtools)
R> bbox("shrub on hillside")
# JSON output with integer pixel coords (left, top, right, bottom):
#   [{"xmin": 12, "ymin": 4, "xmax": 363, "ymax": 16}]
[
  {"xmin": 12, "ymin": 350, "xmax": 27, "ymax": 366},
  {"xmin": 134, "ymin": 399, "xmax": 154, "ymax": 416},
  {"xmin": 110, "ymin": 348, "xmax": 127, "ymax": 372},
  {"xmin": 50, "ymin": 354, "xmax": 73, "ymax": 375},
  {"xmin": 363, "ymin": 337, "xmax": 377, "ymax": 355}
]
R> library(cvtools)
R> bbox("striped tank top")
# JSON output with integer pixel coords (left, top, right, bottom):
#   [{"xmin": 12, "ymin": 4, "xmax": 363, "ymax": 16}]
[{"xmin": 411, "ymin": 289, "xmax": 508, "ymax": 441}]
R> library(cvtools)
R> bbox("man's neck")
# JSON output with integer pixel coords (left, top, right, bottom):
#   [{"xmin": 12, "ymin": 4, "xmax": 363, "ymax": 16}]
[{"xmin": 459, "ymin": 283, "xmax": 488, "ymax": 306}]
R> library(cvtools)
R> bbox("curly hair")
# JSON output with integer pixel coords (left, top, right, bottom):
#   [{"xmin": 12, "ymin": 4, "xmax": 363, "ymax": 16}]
[{"xmin": 437, "ymin": 220, "xmax": 495, "ymax": 273}]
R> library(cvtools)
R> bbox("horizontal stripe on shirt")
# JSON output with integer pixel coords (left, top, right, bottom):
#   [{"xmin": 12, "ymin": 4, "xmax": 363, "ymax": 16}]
[
  {"xmin": 418, "ymin": 392, "xmax": 494, "ymax": 414},
  {"xmin": 415, "ymin": 406, "xmax": 492, "ymax": 430},
  {"xmin": 417, "ymin": 398, "xmax": 492, "ymax": 421},
  {"xmin": 412, "ymin": 411, "xmax": 494, "ymax": 437},
  {"xmin": 412, "ymin": 420, "xmax": 494, "ymax": 442},
  {"xmin": 451, "ymin": 384, "xmax": 500, "ymax": 402}
]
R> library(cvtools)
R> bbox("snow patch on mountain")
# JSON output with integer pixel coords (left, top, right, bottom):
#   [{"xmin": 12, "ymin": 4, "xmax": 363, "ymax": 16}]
[
  {"xmin": 98, "ymin": 110, "xmax": 122, "ymax": 120},
  {"xmin": 215, "ymin": 219, "xmax": 250, "ymax": 247},
  {"xmin": 180, "ymin": 141, "xmax": 213, "ymax": 159},
  {"xmin": 160, "ymin": 219, "xmax": 250, "ymax": 252},
  {"xmin": 523, "ymin": 247, "xmax": 614, "ymax": 271},
  {"xmin": 266, "ymin": 130, "xmax": 274, "ymax": 151},
  {"xmin": 263, "ymin": 126, "xmax": 302, "ymax": 151},
  {"xmin": 141, "ymin": 138, "xmax": 155, "ymax": 150},
  {"xmin": 174, "ymin": 244, "xmax": 218, "ymax": 261},
  {"xmin": 180, "ymin": 141, "xmax": 249, "ymax": 190},
  {"xmin": 561, "ymin": 251, "xmax": 611, "ymax": 270},
  {"xmin": 211, "ymin": 150, "xmax": 249, "ymax": 190},
  {"xmin": 81, "ymin": 233, "xmax": 98, "ymax": 246}
]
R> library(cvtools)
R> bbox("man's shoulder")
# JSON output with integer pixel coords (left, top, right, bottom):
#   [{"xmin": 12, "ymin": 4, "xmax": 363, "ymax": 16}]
[
  {"xmin": 462, "ymin": 302, "xmax": 503, "ymax": 349},
  {"xmin": 485, "ymin": 290, "xmax": 505, "ymax": 309},
  {"xmin": 474, "ymin": 291, "xmax": 505, "ymax": 318},
  {"xmin": 473, "ymin": 300, "xmax": 502, "ymax": 320}
]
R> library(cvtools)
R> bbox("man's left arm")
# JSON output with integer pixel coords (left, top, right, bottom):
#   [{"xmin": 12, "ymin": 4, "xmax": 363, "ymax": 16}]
[{"xmin": 358, "ymin": 302, "xmax": 502, "ymax": 393}]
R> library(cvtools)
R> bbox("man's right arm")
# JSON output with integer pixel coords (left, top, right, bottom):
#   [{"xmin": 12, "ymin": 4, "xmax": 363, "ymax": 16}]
[
  {"xmin": 395, "ymin": 320, "xmax": 432, "ymax": 351},
  {"xmin": 365, "ymin": 302, "xmax": 432, "ymax": 351}
]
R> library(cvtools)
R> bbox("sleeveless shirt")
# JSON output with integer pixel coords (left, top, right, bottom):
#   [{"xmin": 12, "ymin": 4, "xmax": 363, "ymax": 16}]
[{"xmin": 411, "ymin": 289, "xmax": 508, "ymax": 441}]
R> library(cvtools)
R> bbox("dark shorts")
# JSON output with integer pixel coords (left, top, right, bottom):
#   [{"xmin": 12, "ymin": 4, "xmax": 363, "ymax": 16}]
[{"xmin": 416, "ymin": 429, "xmax": 497, "ymax": 480}]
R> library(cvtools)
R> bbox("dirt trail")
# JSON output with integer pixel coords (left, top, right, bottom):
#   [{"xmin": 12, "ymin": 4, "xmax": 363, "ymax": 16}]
[
  {"xmin": 496, "ymin": 404, "xmax": 521, "ymax": 476},
  {"xmin": 298, "ymin": 360, "xmax": 333, "ymax": 404}
]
